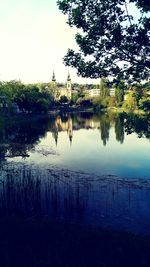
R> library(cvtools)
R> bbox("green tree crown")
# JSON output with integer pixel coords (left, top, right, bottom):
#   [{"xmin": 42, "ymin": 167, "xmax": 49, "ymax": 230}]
[{"xmin": 58, "ymin": 0, "xmax": 150, "ymax": 81}]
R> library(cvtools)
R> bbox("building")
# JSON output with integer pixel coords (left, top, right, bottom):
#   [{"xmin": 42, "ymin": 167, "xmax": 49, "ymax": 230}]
[
  {"xmin": 89, "ymin": 87, "xmax": 115, "ymax": 98},
  {"xmin": 109, "ymin": 87, "xmax": 115, "ymax": 97},
  {"xmin": 89, "ymin": 88, "xmax": 100, "ymax": 97},
  {"xmin": 51, "ymin": 71, "xmax": 72, "ymax": 101}
]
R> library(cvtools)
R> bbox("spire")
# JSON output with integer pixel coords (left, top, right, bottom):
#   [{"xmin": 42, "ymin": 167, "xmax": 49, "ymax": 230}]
[
  {"xmin": 52, "ymin": 70, "xmax": 56, "ymax": 82},
  {"xmin": 69, "ymin": 134, "xmax": 72, "ymax": 146},
  {"xmin": 52, "ymin": 130, "xmax": 58, "ymax": 146}
]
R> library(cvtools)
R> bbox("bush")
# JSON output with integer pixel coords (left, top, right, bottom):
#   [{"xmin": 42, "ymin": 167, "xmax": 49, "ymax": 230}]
[{"xmin": 139, "ymin": 99, "xmax": 150, "ymax": 112}]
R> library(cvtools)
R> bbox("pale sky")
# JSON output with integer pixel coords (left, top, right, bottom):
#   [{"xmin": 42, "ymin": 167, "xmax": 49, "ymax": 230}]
[{"xmin": 0, "ymin": 0, "xmax": 96, "ymax": 84}]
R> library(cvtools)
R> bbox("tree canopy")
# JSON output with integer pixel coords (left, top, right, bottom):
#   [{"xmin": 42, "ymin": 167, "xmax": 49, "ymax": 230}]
[
  {"xmin": 0, "ymin": 81, "xmax": 53, "ymax": 114},
  {"xmin": 57, "ymin": 0, "xmax": 150, "ymax": 81}
]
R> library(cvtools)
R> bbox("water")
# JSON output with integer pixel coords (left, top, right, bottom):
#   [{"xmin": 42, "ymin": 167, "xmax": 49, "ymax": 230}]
[{"xmin": 0, "ymin": 112, "xmax": 150, "ymax": 234}]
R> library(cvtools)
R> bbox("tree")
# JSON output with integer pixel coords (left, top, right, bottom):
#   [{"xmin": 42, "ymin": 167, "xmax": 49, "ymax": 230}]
[
  {"xmin": 60, "ymin": 95, "xmax": 68, "ymax": 103},
  {"xmin": 139, "ymin": 99, "xmax": 150, "ymax": 112},
  {"xmin": 124, "ymin": 91, "xmax": 137, "ymax": 111},
  {"xmin": 58, "ymin": 0, "xmax": 150, "ymax": 81},
  {"xmin": 100, "ymin": 78, "xmax": 109, "ymax": 98},
  {"xmin": 0, "ymin": 80, "xmax": 24, "ymax": 102},
  {"xmin": 15, "ymin": 85, "xmax": 53, "ymax": 113},
  {"xmin": 132, "ymin": 86, "xmax": 145, "ymax": 107},
  {"xmin": 115, "ymin": 80, "xmax": 125, "ymax": 105}
]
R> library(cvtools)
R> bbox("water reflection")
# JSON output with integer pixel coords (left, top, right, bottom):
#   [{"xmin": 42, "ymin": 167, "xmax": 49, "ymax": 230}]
[
  {"xmin": 49, "ymin": 112, "xmax": 150, "ymax": 146},
  {"xmin": 0, "ymin": 116, "xmax": 54, "ymax": 160},
  {"xmin": 0, "ymin": 112, "xmax": 150, "ymax": 233},
  {"xmin": 0, "ymin": 113, "xmax": 150, "ymax": 160},
  {"xmin": 115, "ymin": 114, "xmax": 124, "ymax": 144}
]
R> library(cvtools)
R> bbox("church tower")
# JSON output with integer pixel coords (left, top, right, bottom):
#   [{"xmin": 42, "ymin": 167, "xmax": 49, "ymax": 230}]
[
  {"xmin": 52, "ymin": 70, "xmax": 56, "ymax": 89},
  {"xmin": 66, "ymin": 71, "xmax": 72, "ymax": 99}
]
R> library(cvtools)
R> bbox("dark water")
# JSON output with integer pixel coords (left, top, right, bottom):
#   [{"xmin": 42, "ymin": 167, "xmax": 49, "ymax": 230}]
[{"xmin": 0, "ymin": 112, "xmax": 150, "ymax": 234}]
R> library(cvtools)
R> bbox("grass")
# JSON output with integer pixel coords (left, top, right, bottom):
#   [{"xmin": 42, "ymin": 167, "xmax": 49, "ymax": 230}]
[{"xmin": 108, "ymin": 106, "xmax": 147, "ymax": 115}]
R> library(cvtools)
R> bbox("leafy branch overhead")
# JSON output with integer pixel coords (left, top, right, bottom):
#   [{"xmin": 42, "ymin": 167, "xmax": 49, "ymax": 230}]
[{"xmin": 57, "ymin": 0, "xmax": 150, "ymax": 81}]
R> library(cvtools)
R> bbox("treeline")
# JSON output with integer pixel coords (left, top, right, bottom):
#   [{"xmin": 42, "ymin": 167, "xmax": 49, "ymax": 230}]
[
  {"xmin": 72, "ymin": 79, "xmax": 150, "ymax": 113},
  {"xmin": 0, "ymin": 79, "xmax": 150, "ymax": 114},
  {"xmin": 0, "ymin": 80, "xmax": 53, "ymax": 114}
]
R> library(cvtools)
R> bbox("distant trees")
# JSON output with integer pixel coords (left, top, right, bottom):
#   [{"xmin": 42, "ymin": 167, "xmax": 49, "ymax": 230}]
[
  {"xmin": 122, "ymin": 81, "xmax": 150, "ymax": 112},
  {"xmin": 0, "ymin": 80, "xmax": 24, "ymax": 102},
  {"xmin": 139, "ymin": 99, "xmax": 150, "ymax": 112},
  {"xmin": 132, "ymin": 86, "xmax": 145, "ymax": 107},
  {"xmin": 100, "ymin": 78, "xmax": 109, "ymax": 98},
  {"xmin": 60, "ymin": 95, "xmax": 68, "ymax": 103},
  {"xmin": 0, "ymin": 81, "xmax": 53, "ymax": 114},
  {"xmin": 0, "ymin": 79, "xmax": 150, "ymax": 114},
  {"xmin": 115, "ymin": 80, "xmax": 126, "ymax": 106},
  {"xmin": 15, "ymin": 85, "xmax": 53, "ymax": 113}
]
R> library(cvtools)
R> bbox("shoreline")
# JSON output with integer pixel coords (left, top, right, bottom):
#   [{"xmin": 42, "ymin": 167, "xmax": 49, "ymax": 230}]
[{"xmin": 1, "ymin": 105, "xmax": 149, "ymax": 119}]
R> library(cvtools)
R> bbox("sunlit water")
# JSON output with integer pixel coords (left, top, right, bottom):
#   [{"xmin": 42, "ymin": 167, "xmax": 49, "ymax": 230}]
[{"xmin": 0, "ymin": 112, "xmax": 150, "ymax": 234}]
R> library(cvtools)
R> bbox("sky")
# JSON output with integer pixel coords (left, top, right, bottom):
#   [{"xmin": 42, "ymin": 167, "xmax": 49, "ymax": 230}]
[
  {"xmin": 0, "ymin": 0, "xmax": 141, "ymax": 85},
  {"xmin": 0, "ymin": 0, "xmax": 95, "ymax": 84}
]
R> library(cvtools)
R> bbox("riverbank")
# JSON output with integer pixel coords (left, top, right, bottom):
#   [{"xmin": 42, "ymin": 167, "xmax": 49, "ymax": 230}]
[
  {"xmin": 48, "ymin": 105, "xmax": 94, "ymax": 114},
  {"xmin": 0, "ymin": 215, "xmax": 150, "ymax": 267},
  {"xmin": 107, "ymin": 106, "xmax": 148, "ymax": 115},
  {"xmin": 1, "ymin": 104, "xmax": 149, "ymax": 119}
]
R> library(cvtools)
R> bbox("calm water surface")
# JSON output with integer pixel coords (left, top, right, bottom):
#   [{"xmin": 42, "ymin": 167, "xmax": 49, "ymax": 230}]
[{"xmin": 0, "ymin": 112, "xmax": 150, "ymax": 234}]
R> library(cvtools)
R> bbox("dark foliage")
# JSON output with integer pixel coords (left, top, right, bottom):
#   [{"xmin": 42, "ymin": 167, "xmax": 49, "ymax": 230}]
[{"xmin": 57, "ymin": 0, "xmax": 150, "ymax": 81}]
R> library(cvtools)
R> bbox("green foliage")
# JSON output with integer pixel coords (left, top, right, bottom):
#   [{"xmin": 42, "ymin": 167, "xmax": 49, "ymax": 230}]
[
  {"xmin": 71, "ymin": 93, "xmax": 79, "ymax": 104},
  {"xmin": 142, "ymin": 81, "xmax": 150, "ymax": 91},
  {"xmin": 139, "ymin": 98, "xmax": 150, "ymax": 112},
  {"xmin": 108, "ymin": 97, "xmax": 116, "ymax": 107},
  {"xmin": 71, "ymin": 88, "xmax": 86, "ymax": 105},
  {"xmin": 0, "ymin": 80, "xmax": 24, "ymax": 102},
  {"xmin": 76, "ymin": 97, "xmax": 93, "ymax": 107},
  {"xmin": 115, "ymin": 88, "xmax": 124, "ymax": 106},
  {"xmin": 93, "ymin": 96, "xmax": 111, "ymax": 110},
  {"xmin": 100, "ymin": 78, "xmax": 109, "ymax": 98},
  {"xmin": 58, "ymin": 0, "xmax": 150, "ymax": 81},
  {"xmin": 123, "ymin": 91, "xmax": 137, "ymax": 111},
  {"xmin": 132, "ymin": 86, "xmax": 145, "ymax": 107},
  {"xmin": 115, "ymin": 80, "xmax": 126, "ymax": 106},
  {"xmin": 101, "ymin": 97, "xmax": 111, "ymax": 108},
  {"xmin": 59, "ymin": 95, "xmax": 68, "ymax": 103},
  {"xmin": 0, "ymin": 81, "xmax": 53, "ymax": 114},
  {"xmin": 92, "ymin": 97, "xmax": 101, "ymax": 106},
  {"xmin": 15, "ymin": 85, "xmax": 53, "ymax": 113}
]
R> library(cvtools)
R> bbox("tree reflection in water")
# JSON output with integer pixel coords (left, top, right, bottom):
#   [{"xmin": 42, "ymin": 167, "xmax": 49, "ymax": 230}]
[
  {"xmin": 0, "ymin": 112, "xmax": 150, "ymax": 234},
  {"xmin": 0, "ymin": 113, "xmax": 150, "ymax": 161}
]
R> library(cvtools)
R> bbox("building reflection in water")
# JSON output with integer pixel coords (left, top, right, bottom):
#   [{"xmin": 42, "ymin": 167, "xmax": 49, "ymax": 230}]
[
  {"xmin": 53, "ymin": 115, "xmax": 73, "ymax": 146},
  {"xmin": 0, "ymin": 113, "xmax": 150, "ymax": 234},
  {"xmin": 50, "ymin": 113, "xmax": 131, "ymax": 146},
  {"xmin": 51, "ymin": 113, "xmax": 104, "ymax": 146}
]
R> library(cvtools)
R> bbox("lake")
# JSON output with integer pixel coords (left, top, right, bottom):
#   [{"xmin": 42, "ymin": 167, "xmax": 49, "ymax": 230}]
[{"xmin": 0, "ymin": 112, "xmax": 150, "ymax": 234}]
